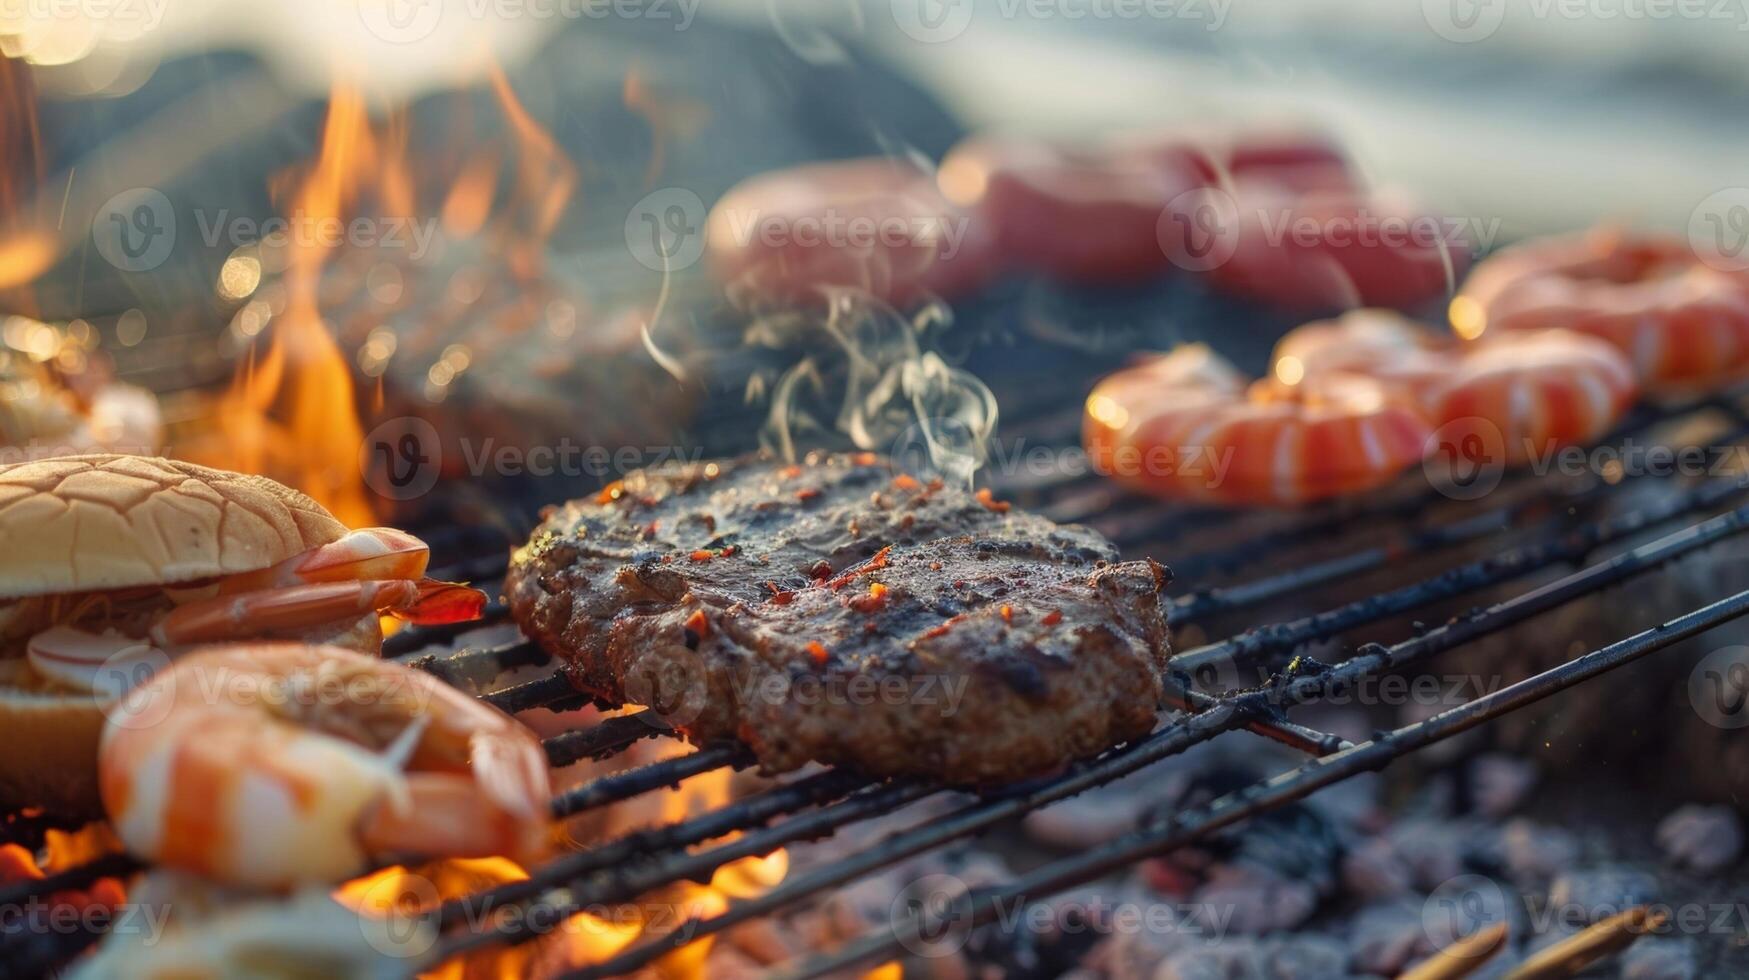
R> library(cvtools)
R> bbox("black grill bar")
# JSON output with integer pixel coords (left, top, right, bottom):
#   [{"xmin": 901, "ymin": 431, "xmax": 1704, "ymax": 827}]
[
  {"xmin": 772, "ymin": 585, "xmax": 1749, "ymax": 980},
  {"xmin": 433, "ymin": 768, "xmax": 871, "ymax": 933},
  {"xmin": 542, "ymin": 711, "xmax": 675, "ymax": 765},
  {"xmin": 550, "ymin": 743, "xmax": 755, "ymax": 819},
  {"xmin": 428, "ymin": 779, "xmax": 941, "ymax": 965},
  {"xmin": 1174, "ymin": 472, "xmax": 1749, "ymax": 679}
]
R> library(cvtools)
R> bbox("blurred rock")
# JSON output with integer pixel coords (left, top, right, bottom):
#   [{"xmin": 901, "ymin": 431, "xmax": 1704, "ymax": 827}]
[{"xmin": 1655, "ymin": 804, "xmax": 1744, "ymax": 874}]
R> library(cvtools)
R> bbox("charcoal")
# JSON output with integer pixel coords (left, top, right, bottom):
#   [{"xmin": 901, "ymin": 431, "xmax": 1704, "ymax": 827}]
[
  {"xmin": 1341, "ymin": 835, "xmax": 1416, "ymax": 900},
  {"xmin": 1193, "ymin": 864, "xmax": 1321, "ymax": 935},
  {"xmin": 1547, "ymin": 868, "xmax": 1661, "ymax": 923},
  {"xmin": 1491, "ymin": 818, "xmax": 1581, "ymax": 885},
  {"xmin": 1467, "ymin": 754, "xmax": 1540, "ymax": 818},
  {"xmin": 1348, "ymin": 900, "xmax": 1434, "ymax": 976},
  {"xmin": 1263, "ymin": 934, "xmax": 1351, "ymax": 979},
  {"xmin": 1154, "ymin": 938, "xmax": 1271, "ymax": 980},
  {"xmin": 1655, "ymin": 805, "xmax": 1744, "ymax": 874},
  {"xmin": 1620, "ymin": 937, "xmax": 1700, "ymax": 980}
]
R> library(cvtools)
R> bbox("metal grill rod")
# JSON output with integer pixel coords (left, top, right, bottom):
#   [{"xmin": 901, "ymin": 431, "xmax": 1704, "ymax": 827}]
[
  {"xmin": 1175, "ymin": 472, "xmax": 1749, "ymax": 677},
  {"xmin": 773, "ymin": 584, "xmax": 1749, "ymax": 979}
]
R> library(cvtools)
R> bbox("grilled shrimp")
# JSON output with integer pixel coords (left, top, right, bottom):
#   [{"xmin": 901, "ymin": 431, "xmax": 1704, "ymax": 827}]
[
  {"xmin": 1272, "ymin": 310, "xmax": 1638, "ymax": 464},
  {"xmin": 99, "ymin": 643, "xmax": 552, "ymax": 889},
  {"xmin": 1085, "ymin": 344, "xmax": 1432, "ymax": 506},
  {"xmin": 1452, "ymin": 228, "xmax": 1749, "ymax": 389}
]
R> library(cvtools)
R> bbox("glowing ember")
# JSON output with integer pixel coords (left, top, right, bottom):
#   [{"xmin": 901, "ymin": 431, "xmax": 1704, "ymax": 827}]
[{"xmin": 336, "ymin": 858, "xmax": 532, "ymax": 980}]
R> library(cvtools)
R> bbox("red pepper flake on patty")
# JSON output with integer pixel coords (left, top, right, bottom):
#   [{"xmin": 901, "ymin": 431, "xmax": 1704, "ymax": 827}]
[
  {"xmin": 1041, "ymin": 609, "xmax": 1063, "ymax": 626},
  {"xmin": 849, "ymin": 582, "xmax": 889, "ymax": 614},
  {"xmin": 689, "ymin": 549, "xmax": 716, "ymax": 562},
  {"xmin": 684, "ymin": 609, "xmax": 711, "ymax": 641},
  {"xmin": 922, "ymin": 614, "xmax": 966, "ymax": 640},
  {"xmin": 828, "ymin": 545, "xmax": 892, "ymax": 589},
  {"xmin": 780, "ymin": 464, "xmax": 803, "ymax": 479},
  {"xmin": 765, "ymin": 581, "xmax": 796, "ymax": 605},
  {"xmin": 806, "ymin": 641, "xmax": 830, "ymax": 664},
  {"xmin": 999, "ymin": 604, "xmax": 1014, "ymax": 624},
  {"xmin": 852, "ymin": 452, "xmax": 879, "ymax": 466},
  {"xmin": 796, "ymin": 487, "xmax": 823, "ymax": 502},
  {"xmin": 975, "ymin": 488, "xmax": 1011, "ymax": 513},
  {"xmin": 892, "ymin": 474, "xmax": 921, "ymax": 491},
  {"xmin": 596, "ymin": 481, "xmax": 625, "ymax": 504}
]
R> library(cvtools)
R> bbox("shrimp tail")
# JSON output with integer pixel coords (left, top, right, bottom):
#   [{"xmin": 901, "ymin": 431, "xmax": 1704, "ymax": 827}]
[{"xmin": 356, "ymin": 731, "xmax": 552, "ymax": 866}]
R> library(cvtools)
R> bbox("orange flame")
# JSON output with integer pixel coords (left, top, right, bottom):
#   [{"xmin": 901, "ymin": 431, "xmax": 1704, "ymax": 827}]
[
  {"xmin": 337, "ymin": 857, "xmax": 532, "ymax": 980},
  {"xmin": 185, "ymin": 84, "xmax": 412, "ymax": 526},
  {"xmin": 0, "ymin": 54, "xmax": 55, "ymax": 299},
  {"xmin": 0, "ymin": 822, "xmax": 127, "ymax": 919},
  {"xmin": 487, "ymin": 65, "xmax": 576, "ymax": 280}
]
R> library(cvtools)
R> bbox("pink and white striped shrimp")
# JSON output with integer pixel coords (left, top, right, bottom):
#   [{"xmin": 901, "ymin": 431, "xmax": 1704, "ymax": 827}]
[
  {"xmin": 99, "ymin": 643, "xmax": 552, "ymax": 889},
  {"xmin": 1451, "ymin": 228, "xmax": 1749, "ymax": 389},
  {"xmin": 1085, "ymin": 344, "xmax": 1432, "ymax": 506},
  {"xmin": 1271, "ymin": 310, "xmax": 1639, "ymax": 464}
]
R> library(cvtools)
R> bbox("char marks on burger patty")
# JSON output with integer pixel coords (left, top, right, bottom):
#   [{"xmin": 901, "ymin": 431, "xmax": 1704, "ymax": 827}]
[{"xmin": 505, "ymin": 453, "xmax": 1171, "ymax": 784}]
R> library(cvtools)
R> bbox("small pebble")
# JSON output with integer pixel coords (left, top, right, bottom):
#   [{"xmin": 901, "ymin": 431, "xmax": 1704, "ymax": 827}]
[
  {"xmin": 1265, "ymin": 933, "xmax": 1350, "ymax": 979},
  {"xmin": 1655, "ymin": 805, "xmax": 1744, "ymax": 874},
  {"xmin": 1349, "ymin": 900, "xmax": 1433, "ymax": 976},
  {"xmin": 1467, "ymin": 754, "xmax": 1539, "ymax": 818},
  {"xmin": 1620, "ymin": 937, "xmax": 1699, "ymax": 980},
  {"xmin": 1154, "ymin": 938, "xmax": 1270, "ymax": 980},
  {"xmin": 1547, "ymin": 868, "xmax": 1660, "ymax": 923},
  {"xmin": 1193, "ymin": 864, "xmax": 1319, "ymax": 934},
  {"xmin": 1494, "ymin": 818, "xmax": 1580, "ymax": 884}
]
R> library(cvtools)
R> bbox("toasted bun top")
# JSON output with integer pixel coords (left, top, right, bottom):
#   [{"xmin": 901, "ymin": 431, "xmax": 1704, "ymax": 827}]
[{"xmin": 0, "ymin": 455, "xmax": 348, "ymax": 599}]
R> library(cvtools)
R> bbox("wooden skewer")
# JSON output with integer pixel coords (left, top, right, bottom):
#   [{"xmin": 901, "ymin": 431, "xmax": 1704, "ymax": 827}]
[
  {"xmin": 1401, "ymin": 921, "xmax": 1512, "ymax": 980},
  {"xmin": 1504, "ymin": 906, "xmax": 1669, "ymax": 979}
]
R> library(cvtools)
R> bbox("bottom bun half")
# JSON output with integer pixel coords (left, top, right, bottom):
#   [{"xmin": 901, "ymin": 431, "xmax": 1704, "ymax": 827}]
[{"xmin": 0, "ymin": 613, "xmax": 384, "ymax": 819}]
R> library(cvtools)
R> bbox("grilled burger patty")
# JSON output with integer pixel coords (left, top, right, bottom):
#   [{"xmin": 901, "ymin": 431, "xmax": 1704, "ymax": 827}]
[{"xmin": 505, "ymin": 453, "xmax": 1171, "ymax": 784}]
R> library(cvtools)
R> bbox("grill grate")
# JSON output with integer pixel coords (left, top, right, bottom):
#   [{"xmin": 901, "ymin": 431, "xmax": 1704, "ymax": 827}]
[{"xmin": 9, "ymin": 384, "xmax": 1749, "ymax": 979}]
